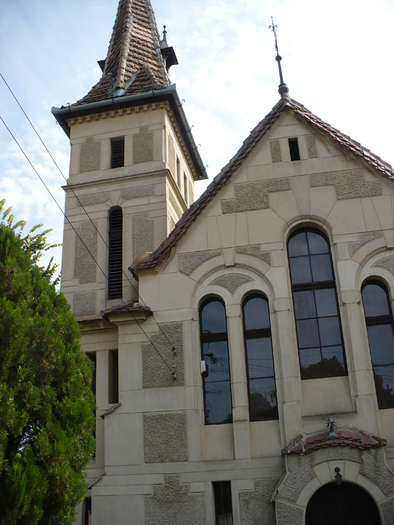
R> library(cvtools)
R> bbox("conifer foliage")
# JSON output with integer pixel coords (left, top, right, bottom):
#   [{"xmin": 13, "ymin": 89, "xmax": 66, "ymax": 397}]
[{"xmin": 0, "ymin": 200, "xmax": 95, "ymax": 524}]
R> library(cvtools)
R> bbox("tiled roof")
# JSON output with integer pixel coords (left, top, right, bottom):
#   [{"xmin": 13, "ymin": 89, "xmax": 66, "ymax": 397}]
[
  {"xmin": 72, "ymin": 0, "xmax": 170, "ymax": 107},
  {"xmin": 102, "ymin": 301, "xmax": 152, "ymax": 316},
  {"xmin": 130, "ymin": 94, "xmax": 394, "ymax": 275},
  {"xmin": 282, "ymin": 428, "xmax": 387, "ymax": 455}
]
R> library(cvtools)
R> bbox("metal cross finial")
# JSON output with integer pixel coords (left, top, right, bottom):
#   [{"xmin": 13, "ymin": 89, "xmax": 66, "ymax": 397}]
[
  {"xmin": 269, "ymin": 17, "xmax": 279, "ymax": 57},
  {"xmin": 268, "ymin": 17, "xmax": 289, "ymax": 97},
  {"xmin": 326, "ymin": 415, "xmax": 337, "ymax": 437}
]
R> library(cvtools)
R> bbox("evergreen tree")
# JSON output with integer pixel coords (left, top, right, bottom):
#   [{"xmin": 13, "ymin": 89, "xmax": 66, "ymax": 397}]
[{"xmin": 0, "ymin": 200, "xmax": 95, "ymax": 524}]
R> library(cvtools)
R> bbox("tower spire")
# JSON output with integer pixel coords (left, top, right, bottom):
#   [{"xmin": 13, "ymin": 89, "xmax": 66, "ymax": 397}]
[{"xmin": 269, "ymin": 17, "xmax": 289, "ymax": 97}]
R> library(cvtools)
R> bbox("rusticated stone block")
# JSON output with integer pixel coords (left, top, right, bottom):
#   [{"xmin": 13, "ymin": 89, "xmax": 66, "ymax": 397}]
[
  {"xmin": 270, "ymin": 139, "xmax": 282, "ymax": 163},
  {"xmin": 77, "ymin": 193, "xmax": 109, "ymax": 207},
  {"xmin": 79, "ymin": 136, "xmax": 100, "ymax": 173},
  {"xmin": 73, "ymin": 292, "xmax": 96, "ymax": 317},
  {"xmin": 121, "ymin": 185, "xmax": 155, "ymax": 200},
  {"xmin": 144, "ymin": 414, "xmax": 187, "ymax": 463},
  {"xmin": 142, "ymin": 322, "xmax": 184, "ymax": 388},
  {"xmin": 133, "ymin": 127, "xmax": 153, "ymax": 164},
  {"xmin": 178, "ymin": 250, "xmax": 221, "ymax": 276},
  {"xmin": 349, "ymin": 231, "xmax": 383, "ymax": 257},
  {"xmin": 239, "ymin": 479, "xmax": 277, "ymax": 525},
  {"xmin": 373, "ymin": 256, "xmax": 394, "ymax": 275},
  {"xmin": 145, "ymin": 475, "xmax": 205, "ymax": 525},
  {"xmin": 310, "ymin": 169, "xmax": 382, "ymax": 199},
  {"xmin": 221, "ymin": 179, "xmax": 291, "ymax": 214},
  {"xmin": 74, "ymin": 221, "xmax": 97, "ymax": 284},
  {"xmin": 276, "ymin": 501, "xmax": 304, "ymax": 525},
  {"xmin": 306, "ymin": 135, "xmax": 318, "ymax": 159},
  {"xmin": 209, "ymin": 274, "xmax": 253, "ymax": 294},
  {"xmin": 132, "ymin": 212, "xmax": 154, "ymax": 261},
  {"xmin": 236, "ymin": 245, "xmax": 271, "ymax": 265}
]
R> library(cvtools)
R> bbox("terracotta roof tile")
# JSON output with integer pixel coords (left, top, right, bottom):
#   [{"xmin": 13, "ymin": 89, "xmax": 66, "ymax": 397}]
[
  {"xmin": 70, "ymin": 0, "xmax": 170, "ymax": 107},
  {"xmin": 282, "ymin": 428, "xmax": 387, "ymax": 455},
  {"xmin": 130, "ymin": 95, "xmax": 394, "ymax": 275}
]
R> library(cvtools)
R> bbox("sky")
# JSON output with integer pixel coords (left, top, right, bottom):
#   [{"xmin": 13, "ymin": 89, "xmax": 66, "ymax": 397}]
[{"xmin": 1, "ymin": 0, "xmax": 393, "ymax": 273}]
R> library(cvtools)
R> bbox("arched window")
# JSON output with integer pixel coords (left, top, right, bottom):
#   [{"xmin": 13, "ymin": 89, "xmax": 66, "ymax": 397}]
[
  {"xmin": 108, "ymin": 208, "xmax": 123, "ymax": 299},
  {"xmin": 362, "ymin": 281, "xmax": 394, "ymax": 409},
  {"xmin": 243, "ymin": 295, "xmax": 278, "ymax": 421},
  {"xmin": 287, "ymin": 229, "xmax": 347, "ymax": 379},
  {"xmin": 200, "ymin": 299, "xmax": 232, "ymax": 425}
]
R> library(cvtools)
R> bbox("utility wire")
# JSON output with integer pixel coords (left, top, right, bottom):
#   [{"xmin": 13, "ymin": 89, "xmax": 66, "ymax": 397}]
[
  {"xmin": 0, "ymin": 73, "xmax": 177, "ymax": 357},
  {"xmin": 0, "ymin": 114, "xmax": 176, "ymax": 378}
]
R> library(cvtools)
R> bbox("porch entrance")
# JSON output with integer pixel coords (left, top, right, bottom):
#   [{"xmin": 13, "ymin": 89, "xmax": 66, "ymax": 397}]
[{"xmin": 305, "ymin": 481, "xmax": 380, "ymax": 525}]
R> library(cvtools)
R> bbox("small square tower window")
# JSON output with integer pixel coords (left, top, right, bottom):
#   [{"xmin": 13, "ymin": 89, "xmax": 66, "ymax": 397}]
[
  {"xmin": 288, "ymin": 137, "xmax": 300, "ymax": 161},
  {"xmin": 111, "ymin": 138, "xmax": 124, "ymax": 168}
]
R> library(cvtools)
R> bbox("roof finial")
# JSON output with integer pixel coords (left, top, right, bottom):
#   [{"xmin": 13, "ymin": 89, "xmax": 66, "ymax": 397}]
[
  {"xmin": 161, "ymin": 25, "xmax": 168, "ymax": 48},
  {"xmin": 269, "ymin": 17, "xmax": 289, "ymax": 97}
]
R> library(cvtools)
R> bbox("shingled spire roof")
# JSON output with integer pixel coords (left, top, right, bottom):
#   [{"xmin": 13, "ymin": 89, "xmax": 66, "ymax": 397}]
[{"xmin": 74, "ymin": 0, "xmax": 171, "ymax": 106}]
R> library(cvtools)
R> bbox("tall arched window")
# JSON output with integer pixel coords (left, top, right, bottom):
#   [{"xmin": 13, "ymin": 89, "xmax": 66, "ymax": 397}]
[
  {"xmin": 287, "ymin": 229, "xmax": 347, "ymax": 379},
  {"xmin": 243, "ymin": 295, "xmax": 278, "ymax": 421},
  {"xmin": 362, "ymin": 281, "xmax": 394, "ymax": 409},
  {"xmin": 200, "ymin": 299, "xmax": 232, "ymax": 425},
  {"xmin": 108, "ymin": 208, "xmax": 123, "ymax": 299}
]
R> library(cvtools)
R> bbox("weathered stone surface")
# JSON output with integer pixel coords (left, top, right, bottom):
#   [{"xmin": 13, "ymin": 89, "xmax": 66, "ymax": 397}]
[
  {"xmin": 276, "ymin": 501, "xmax": 304, "ymax": 525},
  {"xmin": 132, "ymin": 212, "xmax": 154, "ymax": 261},
  {"xmin": 145, "ymin": 475, "xmax": 205, "ymax": 525},
  {"xmin": 178, "ymin": 250, "xmax": 221, "ymax": 276},
  {"xmin": 239, "ymin": 479, "xmax": 277, "ymax": 525},
  {"xmin": 74, "ymin": 221, "xmax": 97, "ymax": 284},
  {"xmin": 306, "ymin": 135, "xmax": 318, "ymax": 159},
  {"xmin": 133, "ymin": 127, "xmax": 153, "ymax": 164},
  {"xmin": 359, "ymin": 448, "xmax": 394, "ymax": 497},
  {"xmin": 144, "ymin": 414, "xmax": 187, "ymax": 463},
  {"xmin": 310, "ymin": 169, "xmax": 383, "ymax": 200},
  {"xmin": 168, "ymin": 134, "xmax": 175, "ymax": 177},
  {"xmin": 374, "ymin": 256, "xmax": 394, "ymax": 275},
  {"xmin": 142, "ymin": 322, "xmax": 184, "ymax": 388},
  {"xmin": 77, "ymin": 192, "xmax": 109, "ymax": 207},
  {"xmin": 280, "ymin": 454, "xmax": 315, "ymax": 503},
  {"xmin": 221, "ymin": 179, "xmax": 291, "ymax": 214},
  {"xmin": 79, "ymin": 136, "xmax": 100, "ymax": 172},
  {"xmin": 270, "ymin": 139, "xmax": 282, "ymax": 163},
  {"xmin": 349, "ymin": 231, "xmax": 383, "ymax": 257},
  {"xmin": 236, "ymin": 245, "xmax": 271, "ymax": 265},
  {"xmin": 121, "ymin": 185, "xmax": 155, "ymax": 200},
  {"xmin": 209, "ymin": 274, "xmax": 253, "ymax": 294},
  {"xmin": 380, "ymin": 497, "xmax": 394, "ymax": 525},
  {"xmin": 169, "ymin": 190, "xmax": 182, "ymax": 219},
  {"xmin": 73, "ymin": 292, "xmax": 96, "ymax": 316}
]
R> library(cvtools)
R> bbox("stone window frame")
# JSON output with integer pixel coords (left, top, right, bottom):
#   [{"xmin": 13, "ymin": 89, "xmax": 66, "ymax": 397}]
[
  {"xmin": 362, "ymin": 279, "xmax": 394, "ymax": 409},
  {"xmin": 199, "ymin": 297, "xmax": 233, "ymax": 425},
  {"xmin": 242, "ymin": 293, "xmax": 278, "ymax": 422},
  {"xmin": 287, "ymin": 227, "xmax": 347, "ymax": 380}
]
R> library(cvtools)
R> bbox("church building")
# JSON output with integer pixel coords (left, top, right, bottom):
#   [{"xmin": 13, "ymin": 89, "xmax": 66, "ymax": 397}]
[{"xmin": 52, "ymin": 0, "xmax": 394, "ymax": 523}]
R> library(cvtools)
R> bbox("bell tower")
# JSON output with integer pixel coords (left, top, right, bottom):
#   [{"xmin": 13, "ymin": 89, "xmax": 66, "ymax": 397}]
[{"xmin": 52, "ymin": 0, "xmax": 206, "ymax": 318}]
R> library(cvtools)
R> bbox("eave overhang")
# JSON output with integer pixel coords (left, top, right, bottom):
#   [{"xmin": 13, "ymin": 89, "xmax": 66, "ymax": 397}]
[{"xmin": 51, "ymin": 84, "xmax": 207, "ymax": 181}]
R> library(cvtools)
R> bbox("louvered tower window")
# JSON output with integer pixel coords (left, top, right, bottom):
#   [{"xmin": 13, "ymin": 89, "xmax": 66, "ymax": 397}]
[
  {"xmin": 111, "ymin": 138, "xmax": 124, "ymax": 168},
  {"xmin": 108, "ymin": 208, "xmax": 123, "ymax": 299}
]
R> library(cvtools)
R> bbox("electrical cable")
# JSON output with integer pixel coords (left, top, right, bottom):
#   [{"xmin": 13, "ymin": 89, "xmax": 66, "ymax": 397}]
[
  {"xmin": 0, "ymin": 73, "xmax": 177, "ymax": 358},
  {"xmin": 0, "ymin": 114, "xmax": 176, "ymax": 378}
]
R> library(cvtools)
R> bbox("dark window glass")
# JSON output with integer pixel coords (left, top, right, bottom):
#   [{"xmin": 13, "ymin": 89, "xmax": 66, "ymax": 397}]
[
  {"xmin": 362, "ymin": 281, "xmax": 394, "ymax": 409},
  {"xmin": 200, "ymin": 300, "xmax": 232, "ymax": 425},
  {"xmin": 288, "ymin": 229, "xmax": 347, "ymax": 379},
  {"xmin": 213, "ymin": 481, "xmax": 233, "ymax": 525},
  {"xmin": 111, "ymin": 138, "xmax": 124, "ymax": 168},
  {"xmin": 108, "ymin": 208, "xmax": 122, "ymax": 299},
  {"xmin": 243, "ymin": 295, "xmax": 278, "ymax": 421},
  {"xmin": 288, "ymin": 138, "xmax": 300, "ymax": 161}
]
